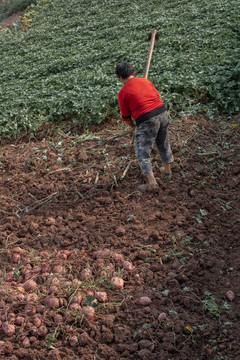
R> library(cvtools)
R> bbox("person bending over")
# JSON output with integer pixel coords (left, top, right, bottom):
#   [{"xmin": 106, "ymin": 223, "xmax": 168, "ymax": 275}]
[{"xmin": 115, "ymin": 61, "xmax": 173, "ymax": 190}]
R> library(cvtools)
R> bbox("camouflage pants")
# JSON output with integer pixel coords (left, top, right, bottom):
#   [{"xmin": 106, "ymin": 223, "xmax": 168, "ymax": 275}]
[{"xmin": 135, "ymin": 111, "xmax": 173, "ymax": 175}]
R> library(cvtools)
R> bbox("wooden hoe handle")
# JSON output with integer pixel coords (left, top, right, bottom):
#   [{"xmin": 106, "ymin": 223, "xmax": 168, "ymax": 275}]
[{"xmin": 145, "ymin": 29, "xmax": 158, "ymax": 79}]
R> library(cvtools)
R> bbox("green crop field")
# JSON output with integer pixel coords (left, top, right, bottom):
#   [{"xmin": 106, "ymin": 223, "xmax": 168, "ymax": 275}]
[{"xmin": 0, "ymin": 0, "xmax": 239, "ymax": 138}]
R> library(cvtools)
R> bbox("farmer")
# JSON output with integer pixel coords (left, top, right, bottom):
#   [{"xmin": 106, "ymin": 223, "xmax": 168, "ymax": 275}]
[{"xmin": 115, "ymin": 61, "xmax": 173, "ymax": 190}]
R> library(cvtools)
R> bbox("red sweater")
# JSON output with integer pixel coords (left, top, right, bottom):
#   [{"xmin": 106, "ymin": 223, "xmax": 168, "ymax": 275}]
[{"xmin": 118, "ymin": 77, "xmax": 165, "ymax": 123}]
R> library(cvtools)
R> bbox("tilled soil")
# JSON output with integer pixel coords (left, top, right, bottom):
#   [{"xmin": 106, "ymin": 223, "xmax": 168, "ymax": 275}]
[
  {"xmin": 0, "ymin": 114, "xmax": 239, "ymax": 360},
  {"xmin": 0, "ymin": 11, "xmax": 24, "ymax": 31}
]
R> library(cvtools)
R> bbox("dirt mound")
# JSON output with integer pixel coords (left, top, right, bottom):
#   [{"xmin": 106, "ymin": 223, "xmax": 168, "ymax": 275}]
[
  {"xmin": 0, "ymin": 11, "xmax": 24, "ymax": 31},
  {"xmin": 0, "ymin": 115, "xmax": 239, "ymax": 359}
]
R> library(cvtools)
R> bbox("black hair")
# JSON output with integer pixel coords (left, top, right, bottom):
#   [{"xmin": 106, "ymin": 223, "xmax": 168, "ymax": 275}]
[{"xmin": 115, "ymin": 62, "xmax": 134, "ymax": 79}]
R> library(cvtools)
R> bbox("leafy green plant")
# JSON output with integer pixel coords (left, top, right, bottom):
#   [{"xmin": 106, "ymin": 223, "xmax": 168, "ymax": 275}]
[
  {"xmin": 0, "ymin": 0, "xmax": 239, "ymax": 138},
  {"xmin": 85, "ymin": 295, "xmax": 99, "ymax": 311},
  {"xmin": 202, "ymin": 291, "xmax": 220, "ymax": 317}
]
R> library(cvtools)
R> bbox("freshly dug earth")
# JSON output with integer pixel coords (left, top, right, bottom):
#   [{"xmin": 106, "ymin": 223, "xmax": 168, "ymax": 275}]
[
  {"xmin": 0, "ymin": 114, "xmax": 239, "ymax": 360},
  {"xmin": 0, "ymin": 11, "xmax": 24, "ymax": 31}
]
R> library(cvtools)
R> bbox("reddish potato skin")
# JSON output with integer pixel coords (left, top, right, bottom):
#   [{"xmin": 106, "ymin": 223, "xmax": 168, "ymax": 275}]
[
  {"xmin": 95, "ymin": 291, "xmax": 107, "ymax": 302},
  {"xmin": 15, "ymin": 316, "xmax": 25, "ymax": 326},
  {"xmin": 22, "ymin": 337, "xmax": 31, "ymax": 348},
  {"xmin": 139, "ymin": 297, "xmax": 152, "ymax": 306},
  {"xmin": 100, "ymin": 248, "xmax": 111, "ymax": 258},
  {"xmin": 81, "ymin": 268, "xmax": 92, "ymax": 280},
  {"xmin": 17, "ymin": 294, "xmax": 25, "ymax": 301},
  {"xmin": 33, "ymin": 315, "xmax": 42, "ymax": 327},
  {"xmin": 12, "ymin": 253, "xmax": 21, "ymax": 262},
  {"xmin": 100, "ymin": 270, "xmax": 107, "ymax": 277},
  {"xmin": 25, "ymin": 293, "xmax": 38, "ymax": 302},
  {"xmin": 70, "ymin": 303, "xmax": 81, "ymax": 311},
  {"xmin": 110, "ymin": 277, "xmax": 124, "ymax": 290},
  {"xmin": 70, "ymin": 292, "xmax": 83, "ymax": 305},
  {"xmin": 2, "ymin": 322, "xmax": 15, "ymax": 336},
  {"xmin": 54, "ymin": 314, "xmax": 63, "ymax": 324},
  {"xmin": 24, "ymin": 304, "xmax": 37, "ymax": 316},
  {"xmin": 38, "ymin": 325, "xmax": 48, "ymax": 336},
  {"xmin": 112, "ymin": 253, "xmax": 124, "ymax": 263},
  {"xmin": 158, "ymin": 312, "xmax": 167, "ymax": 323},
  {"xmin": 81, "ymin": 306, "xmax": 95, "ymax": 320},
  {"xmin": 23, "ymin": 280, "xmax": 37, "ymax": 292},
  {"xmin": 46, "ymin": 297, "xmax": 60, "ymax": 309},
  {"xmin": 69, "ymin": 335, "xmax": 78, "ymax": 347},
  {"xmin": 226, "ymin": 290, "xmax": 235, "ymax": 301},
  {"xmin": 122, "ymin": 261, "xmax": 133, "ymax": 272},
  {"xmin": 7, "ymin": 313, "xmax": 15, "ymax": 323}
]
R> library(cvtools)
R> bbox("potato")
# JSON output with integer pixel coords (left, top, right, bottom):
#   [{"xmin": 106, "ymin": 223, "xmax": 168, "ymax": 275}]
[
  {"xmin": 64, "ymin": 311, "xmax": 73, "ymax": 323},
  {"xmin": 0, "ymin": 312, "xmax": 6, "ymax": 322},
  {"xmin": 95, "ymin": 258, "xmax": 105, "ymax": 269},
  {"xmin": 100, "ymin": 270, "xmax": 107, "ymax": 277},
  {"xmin": 41, "ymin": 264, "xmax": 52, "ymax": 273},
  {"xmin": 32, "ymin": 266, "xmax": 41, "ymax": 274},
  {"xmin": 24, "ymin": 280, "xmax": 37, "ymax": 292},
  {"xmin": 7, "ymin": 313, "xmax": 15, "ymax": 323},
  {"xmin": 122, "ymin": 261, "xmax": 133, "ymax": 272},
  {"xmin": 139, "ymin": 297, "xmax": 152, "ymax": 306},
  {"xmin": 24, "ymin": 273, "xmax": 33, "ymax": 281},
  {"xmin": 25, "ymin": 293, "xmax": 38, "ymax": 303},
  {"xmin": 2, "ymin": 322, "xmax": 15, "ymax": 336},
  {"xmin": 12, "ymin": 253, "xmax": 21, "ymax": 262},
  {"xmin": 22, "ymin": 337, "xmax": 31, "ymax": 348},
  {"xmin": 46, "ymin": 297, "xmax": 60, "ymax": 309},
  {"xmin": 69, "ymin": 335, "xmax": 78, "ymax": 347},
  {"xmin": 40, "ymin": 251, "xmax": 50, "ymax": 259},
  {"xmin": 0, "ymin": 290, "xmax": 7, "ymax": 297},
  {"xmin": 80, "ymin": 268, "xmax": 92, "ymax": 280},
  {"xmin": 226, "ymin": 290, "xmax": 235, "ymax": 301},
  {"xmin": 100, "ymin": 248, "xmax": 111, "ymax": 258},
  {"xmin": 49, "ymin": 277, "xmax": 60, "ymax": 286},
  {"xmin": 81, "ymin": 306, "xmax": 95, "ymax": 320},
  {"xmin": 36, "ymin": 304, "xmax": 45, "ymax": 313},
  {"xmin": 105, "ymin": 263, "xmax": 115, "ymax": 272},
  {"xmin": 85, "ymin": 290, "xmax": 94, "ymax": 296},
  {"xmin": 33, "ymin": 315, "xmax": 42, "ymax": 328},
  {"xmin": 5, "ymin": 272, "xmax": 15, "ymax": 282},
  {"xmin": 15, "ymin": 316, "xmax": 25, "ymax": 326},
  {"xmin": 29, "ymin": 336, "xmax": 37, "ymax": 344},
  {"xmin": 95, "ymin": 291, "xmax": 107, "ymax": 303},
  {"xmin": 70, "ymin": 292, "xmax": 84, "ymax": 305},
  {"xmin": 72, "ymin": 279, "xmax": 82, "ymax": 287},
  {"xmin": 53, "ymin": 265, "xmax": 65, "ymax": 274},
  {"xmin": 12, "ymin": 246, "xmax": 25, "ymax": 254},
  {"xmin": 30, "ymin": 326, "xmax": 38, "ymax": 337},
  {"xmin": 54, "ymin": 314, "xmax": 63, "ymax": 324},
  {"xmin": 59, "ymin": 298, "xmax": 67, "ymax": 307},
  {"xmin": 158, "ymin": 312, "xmax": 167, "ymax": 323},
  {"xmin": 112, "ymin": 253, "xmax": 124, "ymax": 263},
  {"xmin": 38, "ymin": 325, "xmax": 48, "ymax": 336},
  {"xmin": 49, "ymin": 286, "xmax": 59, "ymax": 296},
  {"xmin": 24, "ymin": 304, "xmax": 37, "ymax": 316},
  {"xmin": 93, "ymin": 251, "xmax": 101, "ymax": 259},
  {"xmin": 110, "ymin": 277, "xmax": 124, "ymax": 290},
  {"xmin": 70, "ymin": 303, "xmax": 81, "ymax": 311},
  {"xmin": 57, "ymin": 251, "xmax": 67, "ymax": 260},
  {"xmin": 17, "ymin": 275, "xmax": 24, "ymax": 283},
  {"xmin": 65, "ymin": 325, "xmax": 74, "ymax": 333}
]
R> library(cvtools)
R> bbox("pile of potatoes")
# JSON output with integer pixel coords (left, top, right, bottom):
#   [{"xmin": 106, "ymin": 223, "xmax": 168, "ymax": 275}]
[{"xmin": 0, "ymin": 247, "xmax": 134, "ymax": 349}]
